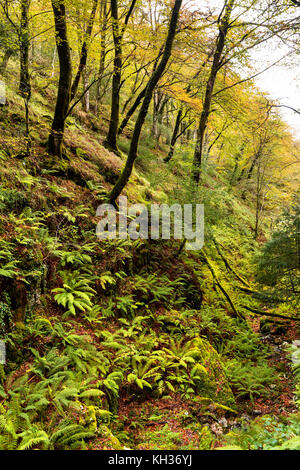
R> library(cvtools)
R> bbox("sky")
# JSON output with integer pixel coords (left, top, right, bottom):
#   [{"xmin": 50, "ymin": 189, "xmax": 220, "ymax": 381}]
[{"xmin": 253, "ymin": 43, "xmax": 300, "ymax": 139}]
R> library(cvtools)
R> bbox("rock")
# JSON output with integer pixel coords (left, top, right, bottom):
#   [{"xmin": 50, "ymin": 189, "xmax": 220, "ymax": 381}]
[
  {"xmin": 189, "ymin": 337, "xmax": 236, "ymax": 410},
  {"xmin": 218, "ymin": 417, "xmax": 228, "ymax": 428},
  {"xmin": 241, "ymin": 413, "xmax": 251, "ymax": 422},
  {"xmin": 210, "ymin": 423, "xmax": 223, "ymax": 436}
]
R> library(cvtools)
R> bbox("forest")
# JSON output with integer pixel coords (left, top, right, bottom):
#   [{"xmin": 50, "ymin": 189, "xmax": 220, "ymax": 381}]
[{"xmin": 0, "ymin": 0, "xmax": 299, "ymax": 453}]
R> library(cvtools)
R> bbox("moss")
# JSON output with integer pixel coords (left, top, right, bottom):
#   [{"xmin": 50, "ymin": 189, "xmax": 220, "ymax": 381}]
[
  {"xmin": 198, "ymin": 425, "xmax": 214, "ymax": 450},
  {"xmin": 0, "ymin": 292, "xmax": 12, "ymax": 336},
  {"xmin": 191, "ymin": 337, "xmax": 236, "ymax": 409},
  {"xmin": 64, "ymin": 131, "xmax": 123, "ymax": 184},
  {"xmin": 0, "ymin": 365, "xmax": 5, "ymax": 385},
  {"xmin": 190, "ymin": 397, "xmax": 237, "ymax": 418},
  {"xmin": 86, "ymin": 406, "xmax": 97, "ymax": 433},
  {"xmin": 99, "ymin": 424, "xmax": 123, "ymax": 450}
]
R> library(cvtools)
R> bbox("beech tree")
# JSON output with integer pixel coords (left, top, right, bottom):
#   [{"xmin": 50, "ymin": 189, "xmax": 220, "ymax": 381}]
[
  {"xmin": 191, "ymin": 0, "xmax": 294, "ymax": 184},
  {"xmin": 104, "ymin": 0, "xmax": 137, "ymax": 153},
  {"xmin": 48, "ymin": 0, "xmax": 99, "ymax": 158},
  {"xmin": 48, "ymin": 0, "xmax": 72, "ymax": 158},
  {"xmin": 108, "ymin": 0, "xmax": 183, "ymax": 204},
  {"xmin": 192, "ymin": 0, "xmax": 235, "ymax": 184}
]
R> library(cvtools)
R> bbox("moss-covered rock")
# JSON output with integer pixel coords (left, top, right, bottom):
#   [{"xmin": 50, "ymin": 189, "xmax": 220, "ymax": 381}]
[
  {"xmin": 99, "ymin": 424, "xmax": 123, "ymax": 450},
  {"xmin": 190, "ymin": 337, "xmax": 236, "ymax": 409}
]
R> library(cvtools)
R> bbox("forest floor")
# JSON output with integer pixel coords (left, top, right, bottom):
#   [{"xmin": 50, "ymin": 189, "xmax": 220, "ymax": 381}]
[
  {"xmin": 214, "ymin": 321, "xmax": 300, "ymax": 448},
  {"xmin": 91, "ymin": 320, "xmax": 300, "ymax": 450},
  {"xmin": 0, "ymin": 59, "xmax": 299, "ymax": 451}
]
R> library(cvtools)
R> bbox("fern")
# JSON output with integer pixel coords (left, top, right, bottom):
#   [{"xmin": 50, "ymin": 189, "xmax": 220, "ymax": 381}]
[{"xmin": 52, "ymin": 271, "xmax": 96, "ymax": 317}]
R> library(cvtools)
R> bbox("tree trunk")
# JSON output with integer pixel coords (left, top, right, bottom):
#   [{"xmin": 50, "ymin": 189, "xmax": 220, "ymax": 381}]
[
  {"xmin": 19, "ymin": 0, "xmax": 31, "ymax": 101},
  {"xmin": 104, "ymin": 13, "xmax": 122, "ymax": 152},
  {"xmin": 105, "ymin": 0, "xmax": 137, "ymax": 152},
  {"xmin": 164, "ymin": 107, "xmax": 182, "ymax": 162},
  {"xmin": 48, "ymin": 0, "xmax": 72, "ymax": 159},
  {"xmin": 18, "ymin": 0, "xmax": 31, "ymax": 156},
  {"xmin": 152, "ymin": 91, "xmax": 168, "ymax": 143},
  {"xmin": 228, "ymin": 145, "xmax": 244, "ymax": 188},
  {"xmin": 157, "ymin": 95, "xmax": 168, "ymax": 142},
  {"xmin": 118, "ymin": 85, "xmax": 147, "ymax": 135},
  {"xmin": 192, "ymin": 0, "xmax": 235, "ymax": 184},
  {"xmin": 151, "ymin": 90, "xmax": 160, "ymax": 139},
  {"xmin": 71, "ymin": 0, "xmax": 98, "ymax": 101},
  {"xmin": 104, "ymin": 0, "xmax": 121, "ymax": 151},
  {"xmin": 109, "ymin": 0, "xmax": 183, "ymax": 205},
  {"xmin": 118, "ymin": 46, "xmax": 163, "ymax": 135},
  {"xmin": 95, "ymin": 0, "xmax": 108, "ymax": 114},
  {"xmin": 82, "ymin": 68, "xmax": 90, "ymax": 112}
]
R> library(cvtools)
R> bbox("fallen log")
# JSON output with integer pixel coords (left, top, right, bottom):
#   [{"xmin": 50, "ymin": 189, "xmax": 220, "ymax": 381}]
[
  {"xmin": 201, "ymin": 253, "xmax": 243, "ymax": 319},
  {"xmin": 242, "ymin": 305, "xmax": 300, "ymax": 322},
  {"xmin": 212, "ymin": 237, "xmax": 250, "ymax": 287}
]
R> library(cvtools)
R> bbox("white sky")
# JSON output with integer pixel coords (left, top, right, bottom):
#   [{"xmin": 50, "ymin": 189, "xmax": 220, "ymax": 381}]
[
  {"xmin": 253, "ymin": 43, "xmax": 300, "ymax": 139},
  {"xmin": 195, "ymin": 0, "xmax": 300, "ymax": 139}
]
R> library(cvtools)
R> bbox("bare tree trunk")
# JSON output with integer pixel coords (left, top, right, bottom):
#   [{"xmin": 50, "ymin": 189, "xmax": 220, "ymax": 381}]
[
  {"xmin": 104, "ymin": 0, "xmax": 122, "ymax": 151},
  {"xmin": 254, "ymin": 159, "xmax": 262, "ymax": 240},
  {"xmin": 19, "ymin": 0, "xmax": 31, "ymax": 100},
  {"xmin": 152, "ymin": 90, "xmax": 168, "ymax": 142},
  {"xmin": 228, "ymin": 145, "xmax": 244, "ymax": 188},
  {"xmin": 51, "ymin": 45, "xmax": 57, "ymax": 77},
  {"xmin": 151, "ymin": 89, "xmax": 159, "ymax": 139},
  {"xmin": 82, "ymin": 68, "xmax": 90, "ymax": 112},
  {"xmin": 19, "ymin": 0, "xmax": 31, "ymax": 156}
]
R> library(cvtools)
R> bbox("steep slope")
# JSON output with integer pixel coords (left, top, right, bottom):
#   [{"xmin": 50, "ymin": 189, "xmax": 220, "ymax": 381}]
[{"xmin": 0, "ymin": 61, "xmax": 299, "ymax": 451}]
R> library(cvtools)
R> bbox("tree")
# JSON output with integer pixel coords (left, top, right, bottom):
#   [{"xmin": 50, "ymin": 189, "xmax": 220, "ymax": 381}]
[
  {"xmin": 108, "ymin": 0, "xmax": 183, "ymax": 205},
  {"xmin": 19, "ymin": 0, "xmax": 31, "ymax": 155},
  {"xmin": 95, "ymin": 0, "xmax": 109, "ymax": 114},
  {"xmin": 48, "ymin": 0, "xmax": 99, "ymax": 158},
  {"xmin": 190, "ymin": 0, "xmax": 295, "ymax": 184},
  {"xmin": 192, "ymin": 0, "xmax": 235, "ymax": 184},
  {"xmin": 0, "ymin": 0, "xmax": 32, "ymax": 153},
  {"xmin": 19, "ymin": 0, "xmax": 31, "ymax": 101},
  {"xmin": 164, "ymin": 106, "xmax": 194, "ymax": 162},
  {"xmin": 48, "ymin": 0, "xmax": 72, "ymax": 159},
  {"xmin": 0, "ymin": 15, "xmax": 18, "ymax": 76},
  {"xmin": 104, "ymin": 0, "xmax": 137, "ymax": 153},
  {"xmin": 255, "ymin": 192, "xmax": 300, "ymax": 302},
  {"xmin": 71, "ymin": 0, "xmax": 99, "ymax": 101}
]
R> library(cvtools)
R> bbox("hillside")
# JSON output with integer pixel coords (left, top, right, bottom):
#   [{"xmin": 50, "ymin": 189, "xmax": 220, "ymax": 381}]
[
  {"xmin": 0, "ymin": 53, "xmax": 298, "ymax": 451},
  {"xmin": 0, "ymin": 0, "xmax": 299, "ymax": 453}
]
